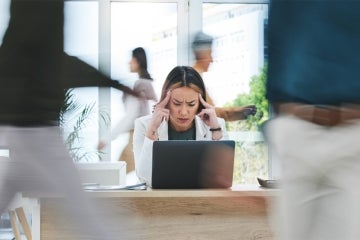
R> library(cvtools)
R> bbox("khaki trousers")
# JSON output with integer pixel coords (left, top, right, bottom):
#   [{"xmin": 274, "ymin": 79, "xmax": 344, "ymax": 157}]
[{"xmin": 265, "ymin": 115, "xmax": 360, "ymax": 240}]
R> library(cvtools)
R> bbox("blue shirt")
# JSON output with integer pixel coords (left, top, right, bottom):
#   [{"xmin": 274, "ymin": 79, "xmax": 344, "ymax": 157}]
[{"xmin": 267, "ymin": 0, "xmax": 360, "ymax": 105}]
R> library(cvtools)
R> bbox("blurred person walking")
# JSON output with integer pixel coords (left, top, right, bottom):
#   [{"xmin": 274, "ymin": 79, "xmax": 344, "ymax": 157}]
[
  {"xmin": 98, "ymin": 47, "xmax": 157, "ymax": 174},
  {"xmin": 192, "ymin": 31, "xmax": 257, "ymax": 121},
  {"xmin": 0, "ymin": 0, "xmax": 137, "ymax": 239},
  {"xmin": 264, "ymin": 1, "xmax": 360, "ymax": 240}
]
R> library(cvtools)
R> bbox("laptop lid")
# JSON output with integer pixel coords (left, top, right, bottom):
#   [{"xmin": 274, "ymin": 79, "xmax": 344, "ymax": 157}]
[{"xmin": 152, "ymin": 140, "xmax": 235, "ymax": 189}]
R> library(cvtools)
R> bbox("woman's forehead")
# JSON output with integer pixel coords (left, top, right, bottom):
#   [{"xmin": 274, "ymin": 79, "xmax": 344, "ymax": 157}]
[{"xmin": 171, "ymin": 87, "xmax": 199, "ymax": 101}]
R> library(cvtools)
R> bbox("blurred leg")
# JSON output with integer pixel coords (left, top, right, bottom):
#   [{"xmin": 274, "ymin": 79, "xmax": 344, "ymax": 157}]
[
  {"xmin": 7, "ymin": 126, "xmax": 132, "ymax": 240},
  {"xmin": 311, "ymin": 122, "xmax": 360, "ymax": 240},
  {"xmin": 266, "ymin": 116, "xmax": 360, "ymax": 240},
  {"xmin": 0, "ymin": 128, "xmax": 17, "ymax": 214}
]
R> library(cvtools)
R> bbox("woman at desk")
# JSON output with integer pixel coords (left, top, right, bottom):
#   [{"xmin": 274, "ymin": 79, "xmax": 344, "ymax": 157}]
[{"xmin": 133, "ymin": 66, "xmax": 229, "ymax": 186}]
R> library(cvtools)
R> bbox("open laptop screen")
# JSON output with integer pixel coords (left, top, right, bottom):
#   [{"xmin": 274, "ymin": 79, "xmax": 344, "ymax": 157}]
[{"xmin": 152, "ymin": 140, "xmax": 235, "ymax": 189}]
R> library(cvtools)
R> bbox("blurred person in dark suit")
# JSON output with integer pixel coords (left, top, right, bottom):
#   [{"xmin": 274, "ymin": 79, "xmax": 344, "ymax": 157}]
[
  {"xmin": 264, "ymin": 1, "xmax": 360, "ymax": 240},
  {"xmin": 0, "ymin": 0, "xmax": 137, "ymax": 239}
]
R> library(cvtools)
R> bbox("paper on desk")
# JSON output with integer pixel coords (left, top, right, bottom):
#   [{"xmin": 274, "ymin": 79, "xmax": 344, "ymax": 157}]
[{"xmin": 83, "ymin": 183, "xmax": 146, "ymax": 191}]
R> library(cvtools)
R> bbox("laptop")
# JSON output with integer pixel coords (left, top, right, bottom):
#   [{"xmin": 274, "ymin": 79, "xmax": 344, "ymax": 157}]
[{"xmin": 152, "ymin": 140, "xmax": 235, "ymax": 189}]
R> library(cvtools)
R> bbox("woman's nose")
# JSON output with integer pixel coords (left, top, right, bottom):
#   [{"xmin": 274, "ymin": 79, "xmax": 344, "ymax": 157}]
[{"xmin": 180, "ymin": 105, "xmax": 188, "ymax": 115}]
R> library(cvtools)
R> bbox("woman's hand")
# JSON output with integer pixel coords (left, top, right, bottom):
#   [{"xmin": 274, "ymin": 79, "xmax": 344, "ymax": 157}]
[
  {"xmin": 146, "ymin": 90, "xmax": 171, "ymax": 140},
  {"xmin": 197, "ymin": 94, "xmax": 220, "ymax": 128},
  {"xmin": 198, "ymin": 94, "xmax": 223, "ymax": 140}
]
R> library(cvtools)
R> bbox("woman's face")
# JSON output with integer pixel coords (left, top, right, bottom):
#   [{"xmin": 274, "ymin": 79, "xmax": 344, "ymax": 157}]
[
  {"xmin": 129, "ymin": 57, "xmax": 139, "ymax": 73},
  {"xmin": 168, "ymin": 87, "xmax": 200, "ymax": 132}
]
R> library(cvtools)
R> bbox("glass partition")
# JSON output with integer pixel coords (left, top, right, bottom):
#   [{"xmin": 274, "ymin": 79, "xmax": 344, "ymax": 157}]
[{"xmin": 203, "ymin": 3, "xmax": 269, "ymax": 184}]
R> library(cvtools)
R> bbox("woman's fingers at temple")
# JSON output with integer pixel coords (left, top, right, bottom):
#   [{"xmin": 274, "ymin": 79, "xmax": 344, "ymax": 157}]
[
  {"xmin": 150, "ymin": 108, "xmax": 169, "ymax": 130},
  {"xmin": 157, "ymin": 90, "xmax": 171, "ymax": 108},
  {"xmin": 199, "ymin": 109, "xmax": 212, "ymax": 121},
  {"xmin": 163, "ymin": 111, "xmax": 170, "ymax": 122},
  {"xmin": 198, "ymin": 93, "xmax": 213, "ymax": 109},
  {"xmin": 198, "ymin": 108, "xmax": 219, "ymax": 128},
  {"xmin": 198, "ymin": 110, "xmax": 208, "ymax": 120},
  {"xmin": 160, "ymin": 109, "xmax": 170, "ymax": 121}
]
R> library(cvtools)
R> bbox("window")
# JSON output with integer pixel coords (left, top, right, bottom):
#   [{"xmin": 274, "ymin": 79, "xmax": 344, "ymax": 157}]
[{"xmin": 202, "ymin": 3, "xmax": 269, "ymax": 184}]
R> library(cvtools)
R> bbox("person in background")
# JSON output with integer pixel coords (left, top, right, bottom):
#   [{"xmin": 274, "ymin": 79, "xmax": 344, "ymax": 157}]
[
  {"xmin": 98, "ymin": 47, "xmax": 157, "ymax": 174},
  {"xmin": 133, "ymin": 66, "xmax": 229, "ymax": 186},
  {"xmin": 264, "ymin": 1, "xmax": 360, "ymax": 240},
  {"xmin": 0, "ymin": 0, "xmax": 136, "ymax": 239},
  {"xmin": 192, "ymin": 31, "xmax": 257, "ymax": 121}
]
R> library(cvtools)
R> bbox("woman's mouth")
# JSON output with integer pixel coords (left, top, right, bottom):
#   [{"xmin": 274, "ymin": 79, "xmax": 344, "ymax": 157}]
[{"xmin": 178, "ymin": 118, "xmax": 189, "ymax": 123}]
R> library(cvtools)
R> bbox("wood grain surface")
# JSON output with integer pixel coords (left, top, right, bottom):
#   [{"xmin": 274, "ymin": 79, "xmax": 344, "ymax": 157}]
[{"xmin": 39, "ymin": 188, "xmax": 276, "ymax": 240}]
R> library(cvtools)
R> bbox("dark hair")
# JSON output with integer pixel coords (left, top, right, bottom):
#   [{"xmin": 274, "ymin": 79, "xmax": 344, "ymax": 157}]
[
  {"xmin": 192, "ymin": 31, "xmax": 213, "ymax": 51},
  {"xmin": 160, "ymin": 66, "xmax": 207, "ymax": 113},
  {"xmin": 192, "ymin": 32, "xmax": 213, "ymax": 61},
  {"xmin": 132, "ymin": 47, "xmax": 152, "ymax": 80}
]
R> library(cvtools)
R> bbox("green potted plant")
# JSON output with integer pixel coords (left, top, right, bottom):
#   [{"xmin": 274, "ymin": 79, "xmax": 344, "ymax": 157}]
[{"xmin": 59, "ymin": 89, "xmax": 109, "ymax": 162}]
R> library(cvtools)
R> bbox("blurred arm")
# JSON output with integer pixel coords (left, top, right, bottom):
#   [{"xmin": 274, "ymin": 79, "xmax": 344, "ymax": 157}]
[
  {"xmin": 206, "ymin": 92, "xmax": 256, "ymax": 121},
  {"xmin": 61, "ymin": 53, "xmax": 137, "ymax": 96},
  {"xmin": 215, "ymin": 105, "xmax": 257, "ymax": 121}
]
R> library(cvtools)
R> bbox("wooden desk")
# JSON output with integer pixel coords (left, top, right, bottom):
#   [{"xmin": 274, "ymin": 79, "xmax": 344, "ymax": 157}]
[{"xmin": 32, "ymin": 185, "xmax": 278, "ymax": 240}]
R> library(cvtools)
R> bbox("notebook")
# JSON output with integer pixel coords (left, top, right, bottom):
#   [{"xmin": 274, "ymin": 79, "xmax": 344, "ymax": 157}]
[{"xmin": 151, "ymin": 140, "xmax": 235, "ymax": 189}]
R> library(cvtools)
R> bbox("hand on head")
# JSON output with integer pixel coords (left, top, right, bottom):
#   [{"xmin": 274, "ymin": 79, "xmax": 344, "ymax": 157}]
[
  {"xmin": 197, "ymin": 94, "xmax": 220, "ymax": 129},
  {"xmin": 146, "ymin": 90, "xmax": 171, "ymax": 140}
]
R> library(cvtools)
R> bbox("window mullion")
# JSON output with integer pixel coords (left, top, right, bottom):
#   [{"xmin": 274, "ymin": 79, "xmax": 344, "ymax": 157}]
[{"xmin": 98, "ymin": 0, "xmax": 112, "ymax": 162}]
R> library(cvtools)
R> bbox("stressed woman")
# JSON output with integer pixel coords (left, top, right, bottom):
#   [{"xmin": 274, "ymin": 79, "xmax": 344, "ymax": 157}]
[{"xmin": 133, "ymin": 66, "xmax": 229, "ymax": 186}]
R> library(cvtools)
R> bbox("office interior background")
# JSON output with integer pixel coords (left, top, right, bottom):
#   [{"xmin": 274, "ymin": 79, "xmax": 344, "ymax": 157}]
[{"xmin": 0, "ymin": 0, "xmax": 272, "ymax": 185}]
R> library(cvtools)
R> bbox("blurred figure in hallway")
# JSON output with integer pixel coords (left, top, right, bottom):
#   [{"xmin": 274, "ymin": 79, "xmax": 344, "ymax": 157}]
[
  {"xmin": 192, "ymin": 31, "xmax": 257, "ymax": 121},
  {"xmin": 265, "ymin": 1, "xmax": 360, "ymax": 240},
  {"xmin": 98, "ymin": 47, "xmax": 157, "ymax": 174},
  {"xmin": 0, "ymin": 0, "xmax": 136, "ymax": 239}
]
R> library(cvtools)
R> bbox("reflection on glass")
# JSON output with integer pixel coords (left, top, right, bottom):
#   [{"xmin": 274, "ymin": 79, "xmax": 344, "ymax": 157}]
[
  {"xmin": 63, "ymin": 2, "xmax": 99, "ymax": 162},
  {"xmin": 203, "ymin": 4, "xmax": 269, "ymax": 184},
  {"xmin": 110, "ymin": 2, "xmax": 177, "ymax": 161}
]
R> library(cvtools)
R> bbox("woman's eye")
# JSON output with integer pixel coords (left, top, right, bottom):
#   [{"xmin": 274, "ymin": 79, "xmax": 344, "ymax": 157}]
[
  {"xmin": 188, "ymin": 103, "xmax": 196, "ymax": 107},
  {"xmin": 173, "ymin": 103, "xmax": 181, "ymax": 106}
]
